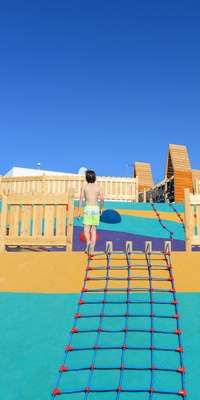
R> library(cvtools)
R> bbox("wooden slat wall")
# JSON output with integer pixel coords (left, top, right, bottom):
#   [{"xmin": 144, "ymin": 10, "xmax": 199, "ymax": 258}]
[
  {"xmin": 174, "ymin": 171, "xmax": 193, "ymax": 203},
  {"xmin": 168, "ymin": 144, "xmax": 191, "ymax": 172},
  {"xmin": 133, "ymin": 162, "xmax": 154, "ymax": 191}
]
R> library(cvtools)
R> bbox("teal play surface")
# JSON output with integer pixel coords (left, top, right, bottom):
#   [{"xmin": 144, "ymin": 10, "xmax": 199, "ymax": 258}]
[{"xmin": 0, "ymin": 292, "xmax": 199, "ymax": 399}]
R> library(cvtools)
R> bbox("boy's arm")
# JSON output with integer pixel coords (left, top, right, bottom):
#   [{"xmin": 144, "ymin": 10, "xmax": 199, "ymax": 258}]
[
  {"xmin": 99, "ymin": 186, "xmax": 104, "ymax": 215},
  {"xmin": 77, "ymin": 186, "xmax": 84, "ymax": 220}
]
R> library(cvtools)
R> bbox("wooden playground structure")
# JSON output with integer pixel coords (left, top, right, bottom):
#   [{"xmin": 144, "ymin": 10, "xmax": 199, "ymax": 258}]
[{"xmin": 0, "ymin": 144, "xmax": 200, "ymax": 252}]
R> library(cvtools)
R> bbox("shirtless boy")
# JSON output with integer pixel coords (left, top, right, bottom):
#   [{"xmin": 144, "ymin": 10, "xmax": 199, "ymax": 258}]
[{"xmin": 77, "ymin": 170, "xmax": 104, "ymax": 254}]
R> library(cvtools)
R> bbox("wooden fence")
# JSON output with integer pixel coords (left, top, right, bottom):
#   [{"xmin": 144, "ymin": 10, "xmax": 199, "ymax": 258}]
[
  {"xmin": 0, "ymin": 175, "xmax": 138, "ymax": 201},
  {"xmin": 0, "ymin": 189, "xmax": 74, "ymax": 252},
  {"xmin": 184, "ymin": 188, "xmax": 200, "ymax": 251},
  {"xmin": 0, "ymin": 175, "xmax": 138, "ymax": 252}
]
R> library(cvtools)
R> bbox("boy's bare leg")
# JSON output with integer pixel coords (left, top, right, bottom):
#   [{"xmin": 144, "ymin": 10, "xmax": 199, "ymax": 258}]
[
  {"xmin": 90, "ymin": 225, "xmax": 97, "ymax": 253},
  {"xmin": 84, "ymin": 225, "xmax": 91, "ymax": 253}
]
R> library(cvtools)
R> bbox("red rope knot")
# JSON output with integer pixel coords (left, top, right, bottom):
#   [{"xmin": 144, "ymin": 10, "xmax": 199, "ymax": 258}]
[
  {"xmin": 177, "ymin": 366, "xmax": 186, "ymax": 373},
  {"xmin": 167, "ymin": 264, "xmax": 172, "ymax": 269},
  {"xmin": 178, "ymin": 389, "xmax": 187, "ymax": 396},
  {"xmin": 65, "ymin": 345, "xmax": 73, "ymax": 352},
  {"xmin": 171, "ymin": 300, "xmax": 178, "ymax": 304},
  {"xmin": 168, "ymin": 276, "xmax": 174, "ymax": 281},
  {"xmin": 117, "ymin": 386, "xmax": 122, "ymax": 392},
  {"xmin": 59, "ymin": 365, "xmax": 68, "ymax": 372},
  {"xmin": 120, "ymin": 364, "xmax": 125, "ymax": 370},
  {"xmin": 84, "ymin": 276, "xmax": 90, "ymax": 281},
  {"xmin": 174, "ymin": 329, "xmax": 182, "ymax": 334},
  {"xmin": 94, "ymin": 344, "xmax": 98, "ymax": 349},
  {"xmin": 74, "ymin": 313, "xmax": 82, "ymax": 319},
  {"xmin": 173, "ymin": 313, "xmax": 180, "ymax": 319},
  {"xmin": 52, "ymin": 388, "xmax": 61, "ymax": 395},
  {"xmin": 150, "ymin": 387, "xmax": 154, "ymax": 393},
  {"xmin": 151, "ymin": 365, "xmax": 156, "ymax": 370},
  {"xmin": 71, "ymin": 327, "xmax": 78, "ymax": 333},
  {"xmin": 176, "ymin": 346, "xmax": 184, "ymax": 353},
  {"xmin": 122, "ymin": 344, "xmax": 126, "ymax": 349},
  {"xmin": 90, "ymin": 364, "xmax": 95, "ymax": 370},
  {"xmin": 85, "ymin": 387, "xmax": 90, "ymax": 392},
  {"xmin": 82, "ymin": 288, "xmax": 88, "ymax": 292},
  {"xmin": 86, "ymin": 266, "xmax": 92, "ymax": 271},
  {"xmin": 78, "ymin": 299, "xmax": 85, "ymax": 304},
  {"xmin": 100, "ymin": 312, "xmax": 104, "ymax": 317}
]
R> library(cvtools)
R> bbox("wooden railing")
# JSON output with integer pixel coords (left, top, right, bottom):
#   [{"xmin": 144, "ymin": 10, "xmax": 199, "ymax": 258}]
[
  {"xmin": 0, "ymin": 189, "xmax": 74, "ymax": 252},
  {"xmin": 0, "ymin": 175, "xmax": 138, "ymax": 201},
  {"xmin": 184, "ymin": 188, "xmax": 200, "ymax": 251},
  {"xmin": 194, "ymin": 178, "xmax": 200, "ymax": 195},
  {"xmin": 138, "ymin": 176, "xmax": 175, "ymax": 203}
]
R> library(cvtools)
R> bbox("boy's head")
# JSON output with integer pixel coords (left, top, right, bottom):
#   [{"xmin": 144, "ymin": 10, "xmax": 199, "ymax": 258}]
[{"xmin": 85, "ymin": 170, "xmax": 96, "ymax": 183}]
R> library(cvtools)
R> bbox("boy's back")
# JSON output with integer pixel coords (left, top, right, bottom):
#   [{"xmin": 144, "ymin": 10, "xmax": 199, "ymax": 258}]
[{"xmin": 82, "ymin": 183, "xmax": 102, "ymax": 207}]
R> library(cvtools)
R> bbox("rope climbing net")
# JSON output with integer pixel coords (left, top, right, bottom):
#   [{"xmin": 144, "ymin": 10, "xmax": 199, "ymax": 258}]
[{"xmin": 52, "ymin": 241, "xmax": 186, "ymax": 399}]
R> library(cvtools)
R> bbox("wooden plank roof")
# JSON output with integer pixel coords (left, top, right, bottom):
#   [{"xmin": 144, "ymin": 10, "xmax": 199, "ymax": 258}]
[
  {"xmin": 165, "ymin": 144, "xmax": 191, "ymax": 178},
  {"xmin": 133, "ymin": 162, "xmax": 154, "ymax": 188}
]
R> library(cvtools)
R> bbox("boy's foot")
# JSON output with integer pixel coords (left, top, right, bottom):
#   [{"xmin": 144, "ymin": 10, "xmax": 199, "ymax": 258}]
[{"xmin": 84, "ymin": 241, "xmax": 93, "ymax": 255}]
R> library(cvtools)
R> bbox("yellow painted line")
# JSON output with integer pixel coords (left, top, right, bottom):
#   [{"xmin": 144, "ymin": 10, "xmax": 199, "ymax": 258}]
[{"xmin": 116, "ymin": 209, "xmax": 184, "ymax": 223}]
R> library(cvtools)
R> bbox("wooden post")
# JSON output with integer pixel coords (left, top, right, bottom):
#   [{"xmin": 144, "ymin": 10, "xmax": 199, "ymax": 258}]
[
  {"xmin": 164, "ymin": 241, "xmax": 171, "ymax": 253},
  {"xmin": 0, "ymin": 175, "xmax": 2, "ymax": 195},
  {"xmin": 143, "ymin": 188, "xmax": 146, "ymax": 203},
  {"xmin": 66, "ymin": 188, "xmax": 74, "ymax": 251},
  {"xmin": 0, "ymin": 193, "xmax": 8, "ymax": 252},
  {"xmin": 184, "ymin": 188, "xmax": 192, "ymax": 252},
  {"xmin": 135, "ymin": 176, "xmax": 139, "ymax": 202},
  {"xmin": 145, "ymin": 241, "xmax": 152, "ymax": 253},
  {"xmin": 106, "ymin": 241, "xmax": 113, "ymax": 252},
  {"xmin": 126, "ymin": 241, "xmax": 132, "ymax": 252}
]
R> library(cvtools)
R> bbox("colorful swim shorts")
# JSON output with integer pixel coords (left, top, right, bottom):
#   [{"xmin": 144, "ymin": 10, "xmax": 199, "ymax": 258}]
[{"xmin": 83, "ymin": 206, "xmax": 100, "ymax": 226}]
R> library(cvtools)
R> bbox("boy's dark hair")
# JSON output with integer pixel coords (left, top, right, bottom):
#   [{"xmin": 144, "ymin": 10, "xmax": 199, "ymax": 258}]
[{"xmin": 85, "ymin": 170, "xmax": 96, "ymax": 183}]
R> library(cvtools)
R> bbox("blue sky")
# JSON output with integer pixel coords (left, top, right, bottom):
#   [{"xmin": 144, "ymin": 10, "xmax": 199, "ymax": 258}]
[{"xmin": 1, "ymin": 0, "xmax": 200, "ymax": 182}]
